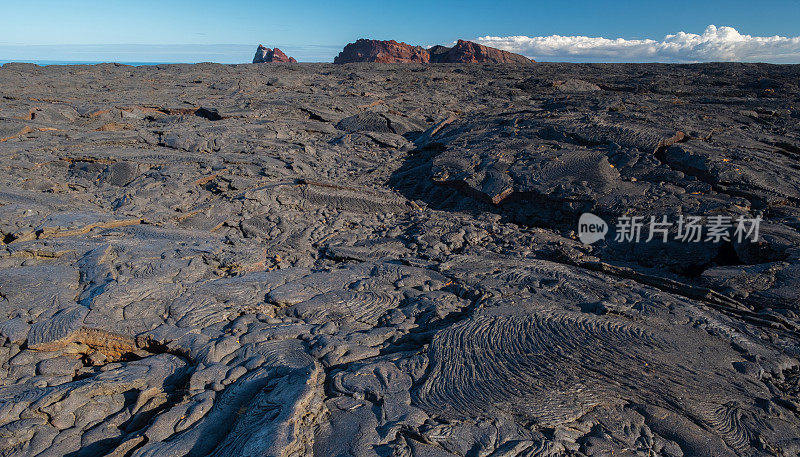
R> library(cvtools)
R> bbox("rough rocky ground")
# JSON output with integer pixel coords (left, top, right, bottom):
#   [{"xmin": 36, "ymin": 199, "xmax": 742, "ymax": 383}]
[{"xmin": 0, "ymin": 61, "xmax": 799, "ymax": 456}]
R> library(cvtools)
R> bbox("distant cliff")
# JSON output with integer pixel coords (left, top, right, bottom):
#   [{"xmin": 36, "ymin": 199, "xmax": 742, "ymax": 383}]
[
  {"xmin": 333, "ymin": 39, "xmax": 430, "ymax": 63},
  {"xmin": 430, "ymin": 40, "xmax": 533, "ymax": 64},
  {"xmin": 334, "ymin": 39, "xmax": 533, "ymax": 64},
  {"xmin": 253, "ymin": 45, "xmax": 297, "ymax": 63}
]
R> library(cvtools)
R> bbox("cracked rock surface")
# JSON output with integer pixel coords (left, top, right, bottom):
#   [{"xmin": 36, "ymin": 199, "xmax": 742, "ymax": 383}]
[{"xmin": 0, "ymin": 61, "xmax": 799, "ymax": 456}]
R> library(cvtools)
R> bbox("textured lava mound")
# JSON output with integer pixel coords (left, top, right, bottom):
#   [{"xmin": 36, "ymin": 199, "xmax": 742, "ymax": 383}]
[{"xmin": 1, "ymin": 62, "xmax": 799, "ymax": 457}]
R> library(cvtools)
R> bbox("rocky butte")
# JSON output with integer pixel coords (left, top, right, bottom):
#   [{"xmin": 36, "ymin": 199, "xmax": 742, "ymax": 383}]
[
  {"xmin": 333, "ymin": 38, "xmax": 534, "ymax": 64},
  {"xmin": 252, "ymin": 44, "xmax": 297, "ymax": 63},
  {"xmin": 430, "ymin": 39, "xmax": 533, "ymax": 64},
  {"xmin": 332, "ymin": 39, "xmax": 431, "ymax": 63}
]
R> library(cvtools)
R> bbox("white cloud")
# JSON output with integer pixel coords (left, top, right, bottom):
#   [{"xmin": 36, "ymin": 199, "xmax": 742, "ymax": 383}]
[{"xmin": 475, "ymin": 25, "xmax": 800, "ymax": 63}]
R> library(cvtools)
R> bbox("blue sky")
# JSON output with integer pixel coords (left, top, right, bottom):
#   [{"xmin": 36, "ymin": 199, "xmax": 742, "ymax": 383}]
[{"xmin": 1, "ymin": 0, "xmax": 799, "ymax": 63}]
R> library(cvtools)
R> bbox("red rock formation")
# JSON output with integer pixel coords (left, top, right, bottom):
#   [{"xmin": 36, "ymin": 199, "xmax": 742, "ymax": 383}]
[
  {"xmin": 430, "ymin": 40, "xmax": 533, "ymax": 64},
  {"xmin": 333, "ymin": 39, "xmax": 533, "ymax": 64},
  {"xmin": 333, "ymin": 39, "xmax": 430, "ymax": 64},
  {"xmin": 253, "ymin": 45, "xmax": 298, "ymax": 63}
]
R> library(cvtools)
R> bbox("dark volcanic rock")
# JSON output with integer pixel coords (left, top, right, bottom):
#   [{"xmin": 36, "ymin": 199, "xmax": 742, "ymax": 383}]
[
  {"xmin": 335, "ymin": 111, "xmax": 393, "ymax": 133},
  {"xmin": 0, "ymin": 62, "xmax": 799, "ymax": 457},
  {"xmin": 430, "ymin": 39, "xmax": 534, "ymax": 64},
  {"xmin": 333, "ymin": 39, "xmax": 430, "ymax": 63},
  {"xmin": 252, "ymin": 44, "xmax": 297, "ymax": 63},
  {"xmin": 427, "ymin": 44, "xmax": 451, "ymax": 61}
]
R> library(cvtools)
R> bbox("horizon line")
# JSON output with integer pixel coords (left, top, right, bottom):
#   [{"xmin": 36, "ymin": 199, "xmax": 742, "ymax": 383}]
[{"xmin": 3, "ymin": 59, "xmax": 798, "ymax": 65}]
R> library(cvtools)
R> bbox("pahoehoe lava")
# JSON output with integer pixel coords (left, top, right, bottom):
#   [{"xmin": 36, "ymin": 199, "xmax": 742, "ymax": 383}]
[{"xmin": 0, "ymin": 61, "xmax": 799, "ymax": 456}]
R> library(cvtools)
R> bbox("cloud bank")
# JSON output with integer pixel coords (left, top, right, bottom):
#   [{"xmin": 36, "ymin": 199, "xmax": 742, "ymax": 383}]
[{"xmin": 475, "ymin": 25, "xmax": 800, "ymax": 63}]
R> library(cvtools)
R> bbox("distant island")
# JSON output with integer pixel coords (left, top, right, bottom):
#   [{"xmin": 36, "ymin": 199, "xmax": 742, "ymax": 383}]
[
  {"xmin": 252, "ymin": 39, "xmax": 533, "ymax": 64},
  {"xmin": 252, "ymin": 45, "xmax": 297, "ymax": 63}
]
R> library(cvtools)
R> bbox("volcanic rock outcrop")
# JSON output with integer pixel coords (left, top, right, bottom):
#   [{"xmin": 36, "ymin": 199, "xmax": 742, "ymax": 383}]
[
  {"xmin": 334, "ymin": 38, "xmax": 533, "ymax": 63},
  {"xmin": 0, "ymin": 61, "xmax": 799, "ymax": 456},
  {"xmin": 333, "ymin": 39, "xmax": 430, "ymax": 63},
  {"xmin": 253, "ymin": 44, "xmax": 297, "ymax": 63},
  {"xmin": 429, "ymin": 39, "xmax": 534, "ymax": 64}
]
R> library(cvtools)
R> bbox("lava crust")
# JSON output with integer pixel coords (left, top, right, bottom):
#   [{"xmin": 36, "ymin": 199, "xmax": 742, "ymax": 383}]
[{"xmin": 0, "ymin": 61, "xmax": 799, "ymax": 456}]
